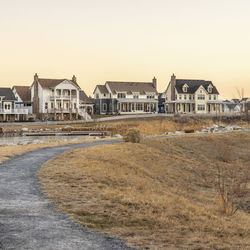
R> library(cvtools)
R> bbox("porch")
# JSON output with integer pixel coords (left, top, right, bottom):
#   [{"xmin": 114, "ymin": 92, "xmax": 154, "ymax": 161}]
[{"xmin": 117, "ymin": 99, "xmax": 158, "ymax": 113}]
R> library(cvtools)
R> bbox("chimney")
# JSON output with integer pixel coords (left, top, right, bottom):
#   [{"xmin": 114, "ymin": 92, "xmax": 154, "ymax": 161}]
[
  {"xmin": 152, "ymin": 76, "xmax": 157, "ymax": 89},
  {"xmin": 72, "ymin": 75, "xmax": 77, "ymax": 83},
  {"xmin": 34, "ymin": 73, "xmax": 38, "ymax": 82},
  {"xmin": 170, "ymin": 74, "xmax": 176, "ymax": 101}
]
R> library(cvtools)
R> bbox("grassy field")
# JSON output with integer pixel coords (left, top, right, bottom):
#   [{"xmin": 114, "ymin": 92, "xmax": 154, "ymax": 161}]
[{"xmin": 39, "ymin": 133, "xmax": 250, "ymax": 249}]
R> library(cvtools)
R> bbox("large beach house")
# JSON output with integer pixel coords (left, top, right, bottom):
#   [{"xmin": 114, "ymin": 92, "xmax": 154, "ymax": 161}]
[
  {"xmin": 164, "ymin": 74, "xmax": 222, "ymax": 114},
  {"xmin": 93, "ymin": 78, "xmax": 158, "ymax": 114},
  {"xmin": 31, "ymin": 74, "xmax": 88, "ymax": 120}
]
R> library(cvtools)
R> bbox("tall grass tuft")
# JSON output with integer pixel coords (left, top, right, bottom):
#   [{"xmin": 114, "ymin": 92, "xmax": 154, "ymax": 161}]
[{"xmin": 123, "ymin": 128, "xmax": 142, "ymax": 143}]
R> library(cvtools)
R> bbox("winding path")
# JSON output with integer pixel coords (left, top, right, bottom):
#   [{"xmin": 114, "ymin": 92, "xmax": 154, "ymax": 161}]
[{"xmin": 0, "ymin": 140, "xmax": 134, "ymax": 250}]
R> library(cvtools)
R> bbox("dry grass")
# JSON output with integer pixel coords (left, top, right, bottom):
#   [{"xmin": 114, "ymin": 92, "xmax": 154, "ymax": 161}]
[
  {"xmin": 0, "ymin": 138, "xmax": 117, "ymax": 165},
  {"xmin": 39, "ymin": 133, "xmax": 250, "ymax": 249},
  {"xmin": 1, "ymin": 116, "xmax": 249, "ymax": 136}
]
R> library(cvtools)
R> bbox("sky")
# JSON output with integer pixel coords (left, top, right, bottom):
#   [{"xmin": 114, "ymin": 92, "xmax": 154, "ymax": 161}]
[{"xmin": 0, "ymin": 0, "xmax": 249, "ymax": 99}]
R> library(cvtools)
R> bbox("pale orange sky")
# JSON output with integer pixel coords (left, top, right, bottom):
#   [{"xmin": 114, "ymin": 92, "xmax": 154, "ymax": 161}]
[{"xmin": 0, "ymin": 0, "xmax": 249, "ymax": 99}]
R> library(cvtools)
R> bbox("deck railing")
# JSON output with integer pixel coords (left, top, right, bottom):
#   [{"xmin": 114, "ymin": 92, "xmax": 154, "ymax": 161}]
[{"xmin": 0, "ymin": 108, "xmax": 28, "ymax": 115}]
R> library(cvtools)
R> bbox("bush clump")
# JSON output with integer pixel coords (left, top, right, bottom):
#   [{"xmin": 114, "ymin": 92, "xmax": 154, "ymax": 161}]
[{"xmin": 123, "ymin": 128, "xmax": 142, "ymax": 143}]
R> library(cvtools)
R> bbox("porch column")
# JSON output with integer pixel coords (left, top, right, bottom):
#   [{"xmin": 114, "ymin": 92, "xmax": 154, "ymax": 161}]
[
  {"xmin": 76, "ymin": 108, "xmax": 79, "ymax": 119},
  {"xmin": 69, "ymin": 108, "xmax": 72, "ymax": 120}
]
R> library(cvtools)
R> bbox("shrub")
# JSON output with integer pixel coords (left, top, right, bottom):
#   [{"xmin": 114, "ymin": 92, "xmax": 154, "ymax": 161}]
[{"xmin": 123, "ymin": 128, "xmax": 142, "ymax": 143}]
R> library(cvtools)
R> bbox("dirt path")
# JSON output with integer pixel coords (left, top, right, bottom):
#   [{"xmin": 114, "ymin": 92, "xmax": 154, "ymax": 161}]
[{"xmin": 0, "ymin": 140, "xmax": 134, "ymax": 250}]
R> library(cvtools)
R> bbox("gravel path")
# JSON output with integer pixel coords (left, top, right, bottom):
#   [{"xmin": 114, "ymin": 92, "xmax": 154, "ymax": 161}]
[{"xmin": 0, "ymin": 140, "xmax": 134, "ymax": 250}]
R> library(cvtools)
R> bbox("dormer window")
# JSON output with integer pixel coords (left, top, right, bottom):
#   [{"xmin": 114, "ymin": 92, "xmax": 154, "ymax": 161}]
[
  {"xmin": 208, "ymin": 84, "xmax": 213, "ymax": 93},
  {"xmin": 182, "ymin": 84, "xmax": 189, "ymax": 92}
]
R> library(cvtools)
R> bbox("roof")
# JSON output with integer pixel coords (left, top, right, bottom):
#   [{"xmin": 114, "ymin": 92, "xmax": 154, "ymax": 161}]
[
  {"xmin": 79, "ymin": 90, "xmax": 94, "ymax": 104},
  {"xmin": 175, "ymin": 79, "xmax": 219, "ymax": 95},
  {"xmin": 37, "ymin": 78, "xmax": 80, "ymax": 89},
  {"xmin": 0, "ymin": 88, "xmax": 16, "ymax": 101},
  {"xmin": 232, "ymin": 98, "xmax": 240, "ymax": 103},
  {"xmin": 241, "ymin": 97, "xmax": 250, "ymax": 102},
  {"xmin": 106, "ymin": 81, "xmax": 157, "ymax": 95},
  {"xmin": 13, "ymin": 86, "xmax": 31, "ymax": 102},
  {"xmin": 96, "ymin": 85, "xmax": 109, "ymax": 94}
]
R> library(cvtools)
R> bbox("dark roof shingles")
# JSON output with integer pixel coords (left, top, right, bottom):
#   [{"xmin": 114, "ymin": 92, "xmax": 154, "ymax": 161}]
[
  {"xmin": 0, "ymin": 88, "xmax": 16, "ymax": 101},
  {"xmin": 175, "ymin": 79, "xmax": 219, "ymax": 95}
]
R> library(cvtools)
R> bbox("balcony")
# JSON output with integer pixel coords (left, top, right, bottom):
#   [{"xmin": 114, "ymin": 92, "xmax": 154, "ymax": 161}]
[
  {"xmin": 50, "ymin": 95, "xmax": 77, "ymax": 100},
  {"xmin": 0, "ymin": 108, "xmax": 28, "ymax": 115},
  {"xmin": 47, "ymin": 108, "xmax": 77, "ymax": 113}
]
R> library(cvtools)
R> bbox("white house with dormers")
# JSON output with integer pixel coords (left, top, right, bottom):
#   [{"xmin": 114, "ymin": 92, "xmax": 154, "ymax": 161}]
[
  {"xmin": 31, "ymin": 73, "xmax": 88, "ymax": 120},
  {"xmin": 93, "ymin": 78, "xmax": 158, "ymax": 114},
  {"xmin": 164, "ymin": 74, "xmax": 221, "ymax": 114}
]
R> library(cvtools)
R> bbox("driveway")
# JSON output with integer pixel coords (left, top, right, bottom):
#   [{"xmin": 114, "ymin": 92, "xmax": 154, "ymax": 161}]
[{"xmin": 0, "ymin": 140, "xmax": 133, "ymax": 250}]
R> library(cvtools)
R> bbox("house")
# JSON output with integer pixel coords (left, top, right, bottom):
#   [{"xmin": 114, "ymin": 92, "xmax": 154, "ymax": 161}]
[
  {"xmin": 12, "ymin": 86, "xmax": 33, "ymax": 114},
  {"xmin": 164, "ymin": 74, "xmax": 221, "ymax": 114},
  {"xmin": 79, "ymin": 90, "xmax": 94, "ymax": 115},
  {"xmin": 222, "ymin": 100, "xmax": 239, "ymax": 113},
  {"xmin": 31, "ymin": 73, "xmax": 88, "ymax": 121},
  {"xmin": 241, "ymin": 97, "xmax": 250, "ymax": 113},
  {"xmin": 93, "ymin": 77, "xmax": 158, "ymax": 114},
  {"xmin": 0, "ymin": 87, "xmax": 28, "ymax": 122}
]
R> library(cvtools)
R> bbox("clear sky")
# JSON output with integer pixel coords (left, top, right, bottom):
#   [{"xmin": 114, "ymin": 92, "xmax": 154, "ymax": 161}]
[{"xmin": 0, "ymin": 0, "xmax": 249, "ymax": 99}]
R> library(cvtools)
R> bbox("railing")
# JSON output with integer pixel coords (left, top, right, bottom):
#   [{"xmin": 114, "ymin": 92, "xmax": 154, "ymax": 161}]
[
  {"xmin": 47, "ymin": 108, "xmax": 77, "ymax": 113},
  {"xmin": 0, "ymin": 108, "xmax": 28, "ymax": 115},
  {"xmin": 50, "ymin": 95, "xmax": 77, "ymax": 99}
]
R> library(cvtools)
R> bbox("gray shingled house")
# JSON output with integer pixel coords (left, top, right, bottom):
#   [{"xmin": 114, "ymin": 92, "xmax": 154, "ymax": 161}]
[{"xmin": 93, "ymin": 78, "xmax": 158, "ymax": 114}]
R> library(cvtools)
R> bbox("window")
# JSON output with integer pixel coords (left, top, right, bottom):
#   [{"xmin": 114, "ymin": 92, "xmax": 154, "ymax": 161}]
[
  {"xmin": 214, "ymin": 95, "xmax": 216, "ymax": 100},
  {"xmin": 117, "ymin": 93, "xmax": 126, "ymax": 98},
  {"xmin": 182, "ymin": 84, "xmax": 188, "ymax": 92},
  {"xmin": 133, "ymin": 93, "xmax": 139, "ymax": 99},
  {"xmin": 198, "ymin": 94, "xmax": 205, "ymax": 100},
  {"xmin": 103, "ymin": 103, "xmax": 107, "ymax": 111},
  {"xmin": 45, "ymin": 102, "xmax": 48, "ymax": 110},
  {"xmin": 208, "ymin": 85, "xmax": 213, "ymax": 93},
  {"xmin": 209, "ymin": 95, "xmax": 211, "ymax": 100},
  {"xmin": 109, "ymin": 103, "xmax": 112, "ymax": 111},
  {"xmin": 66, "ymin": 103, "xmax": 69, "ymax": 109},
  {"xmin": 51, "ymin": 102, "xmax": 54, "ymax": 109},
  {"xmin": 147, "ymin": 94, "xmax": 155, "ymax": 99},
  {"xmin": 103, "ymin": 93, "xmax": 106, "ymax": 97},
  {"xmin": 74, "ymin": 103, "xmax": 76, "ymax": 109},
  {"xmin": 198, "ymin": 104, "xmax": 205, "ymax": 111},
  {"xmin": 179, "ymin": 95, "xmax": 182, "ymax": 100},
  {"xmin": 184, "ymin": 95, "xmax": 187, "ymax": 100},
  {"xmin": 189, "ymin": 95, "xmax": 192, "ymax": 100},
  {"xmin": 96, "ymin": 93, "xmax": 99, "ymax": 99}
]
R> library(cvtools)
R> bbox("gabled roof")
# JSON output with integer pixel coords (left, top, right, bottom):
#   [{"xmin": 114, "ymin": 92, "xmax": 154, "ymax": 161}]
[
  {"xmin": 37, "ymin": 78, "xmax": 80, "ymax": 89},
  {"xmin": 79, "ymin": 90, "xmax": 94, "ymax": 104},
  {"xmin": 106, "ymin": 81, "xmax": 157, "ymax": 95},
  {"xmin": 13, "ymin": 86, "xmax": 31, "ymax": 102},
  {"xmin": 95, "ymin": 85, "xmax": 109, "ymax": 94},
  {"xmin": 175, "ymin": 79, "xmax": 219, "ymax": 95},
  {"xmin": 0, "ymin": 88, "xmax": 16, "ymax": 101}
]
